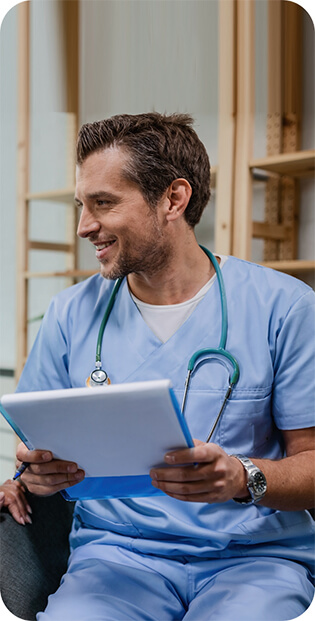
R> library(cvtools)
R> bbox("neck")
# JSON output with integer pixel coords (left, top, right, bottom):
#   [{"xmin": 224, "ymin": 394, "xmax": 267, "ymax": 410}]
[{"xmin": 127, "ymin": 237, "xmax": 216, "ymax": 305}]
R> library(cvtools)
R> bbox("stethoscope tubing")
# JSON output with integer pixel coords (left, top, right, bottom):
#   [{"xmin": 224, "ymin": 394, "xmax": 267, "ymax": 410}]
[
  {"xmin": 91, "ymin": 247, "xmax": 240, "ymax": 442},
  {"xmin": 180, "ymin": 248, "xmax": 240, "ymax": 440},
  {"xmin": 202, "ymin": 249, "xmax": 228, "ymax": 350},
  {"xmin": 96, "ymin": 277, "xmax": 124, "ymax": 364}
]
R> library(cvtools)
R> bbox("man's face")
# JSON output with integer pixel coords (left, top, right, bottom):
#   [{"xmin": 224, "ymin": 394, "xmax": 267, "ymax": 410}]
[{"xmin": 75, "ymin": 147, "xmax": 170, "ymax": 280}]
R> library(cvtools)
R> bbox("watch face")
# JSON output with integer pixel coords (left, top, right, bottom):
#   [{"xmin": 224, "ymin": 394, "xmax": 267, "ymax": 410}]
[{"xmin": 253, "ymin": 471, "xmax": 267, "ymax": 494}]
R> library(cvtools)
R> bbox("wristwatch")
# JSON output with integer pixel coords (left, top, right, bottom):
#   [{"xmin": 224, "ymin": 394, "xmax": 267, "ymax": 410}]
[{"xmin": 230, "ymin": 454, "xmax": 267, "ymax": 504}]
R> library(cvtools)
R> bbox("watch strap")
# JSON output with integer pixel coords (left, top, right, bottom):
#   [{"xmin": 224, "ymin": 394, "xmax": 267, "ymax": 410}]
[{"xmin": 230, "ymin": 454, "xmax": 267, "ymax": 505}]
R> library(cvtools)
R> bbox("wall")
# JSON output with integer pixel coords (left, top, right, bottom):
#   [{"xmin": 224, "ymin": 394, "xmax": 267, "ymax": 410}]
[{"xmin": 78, "ymin": 0, "xmax": 219, "ymax": 269}]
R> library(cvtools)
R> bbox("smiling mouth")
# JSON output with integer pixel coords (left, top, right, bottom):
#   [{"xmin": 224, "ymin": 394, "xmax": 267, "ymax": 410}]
[
  {"xmin": 95, "ymin": 240, "xmax": 116, "ymax": 250},
  {"xmin": 94, "ymin": 239, "xmax": 116, "ymax": 260}
]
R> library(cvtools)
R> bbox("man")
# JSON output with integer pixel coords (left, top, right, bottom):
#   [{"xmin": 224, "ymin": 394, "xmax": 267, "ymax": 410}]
[{"xmin": 15, "ymin": 113, "xmax": 314, "ymax": 620}]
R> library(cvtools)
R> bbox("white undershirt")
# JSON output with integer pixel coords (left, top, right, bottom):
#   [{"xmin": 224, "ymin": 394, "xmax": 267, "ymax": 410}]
[{"xmin": 130, "ymin": 255, "xmax": 228, "ymax": 343}]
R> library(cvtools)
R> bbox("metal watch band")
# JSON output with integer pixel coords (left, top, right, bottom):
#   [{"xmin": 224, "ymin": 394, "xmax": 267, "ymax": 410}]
[{"xmin": 230, "ymin": 454, "xmax": 267, "ymax": 505}]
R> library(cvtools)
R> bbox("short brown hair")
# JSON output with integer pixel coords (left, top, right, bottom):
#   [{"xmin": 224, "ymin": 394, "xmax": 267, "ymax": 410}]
[{"xmin": 76, "ymin": 112, "xmax": 211, "ymax": 227}]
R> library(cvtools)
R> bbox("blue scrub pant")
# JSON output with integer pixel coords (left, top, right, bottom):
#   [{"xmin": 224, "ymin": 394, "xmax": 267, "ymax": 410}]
[{"xmin": 37, "ymin": 543, "xmax": 314, "ymax": 621}]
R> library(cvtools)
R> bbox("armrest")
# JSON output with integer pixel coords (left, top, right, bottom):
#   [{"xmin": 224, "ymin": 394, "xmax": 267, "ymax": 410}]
[{"xmin": 0, "ymin": 491, "xmax": 74, "ymax": 620}]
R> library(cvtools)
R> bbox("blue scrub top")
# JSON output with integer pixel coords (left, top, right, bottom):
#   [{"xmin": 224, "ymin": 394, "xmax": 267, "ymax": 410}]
[{"xmin": 17, "ymin": 256, "xmax": 315, "ymax": 576}]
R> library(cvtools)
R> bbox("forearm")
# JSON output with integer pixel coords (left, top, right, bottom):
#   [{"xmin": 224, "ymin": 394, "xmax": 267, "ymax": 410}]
[
  {"xmin": 235, "ymin": 450, "xmax": 315, "ymax": 511},
  {"xmin": 151, "ymin": 434, "xmax": 315, "ymax": 509}
]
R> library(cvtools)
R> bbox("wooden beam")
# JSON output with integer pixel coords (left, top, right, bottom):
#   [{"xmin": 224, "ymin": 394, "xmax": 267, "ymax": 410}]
[
  {"xmin": 232, "ymin": 0, "xmax": 255, "ymax": 260},
  {"xmin": 250, "ymin": 150, "xmax": 315, "ymax": 176},
  {"xmin": 282, "ymin": 3, "xmax": 302, "ymax": 120},
  {"xmin": 210, "ymin": 166, "xmax": 217, "ymax": 189},
  {"xmin": 23, "ymin": 270, "xmax": 98, "ymax": 279},
  {"xmin": 252, "ymin": 222, "xmax": 293, "ymax": 241},
  {"xmin": 215, "ymin": 0, "xmax": 236, "ymax": 255},
  {"xmin": 267, "ymin": 0, "xmax": 282, "ymax": 115},
  {"xmin": 279, "ymin": 1, "xmax": 303, "ymax": 261},
  {"xmin": 28, "ymin": 241, "xmax": 76, "ymax": 253},
  {"xmin": 26, "ymin": 188, "xmax": 75, "ymax": 202},
  {"xmin": 260, "ymin": 260, "xmax": 315, "ymax": 274},
  {"xmin": 60, "ymin": 0, "xmax": 79, "ymax": 117},
  {"xmin": 60, "ymin": 0, "xmax": 80, "ymax": 277},
  {"xmin": 264, "ymin": 0, "xmax": 282, "ymax": 260},
  {"xmin": 16, "ymin": 2, "xmax": 30, "ymax": 380}
]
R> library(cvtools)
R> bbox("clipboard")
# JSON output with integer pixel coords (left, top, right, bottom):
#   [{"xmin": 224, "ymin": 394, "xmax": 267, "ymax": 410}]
[{"xmin": 0, "ymin": 379, "xmax": 193, "ymax": 500}]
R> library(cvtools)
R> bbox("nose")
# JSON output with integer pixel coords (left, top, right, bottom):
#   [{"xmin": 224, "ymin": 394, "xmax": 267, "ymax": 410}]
[{"xmin": 77, "ymin": 205, "xmax": 100, "ymax": 239}]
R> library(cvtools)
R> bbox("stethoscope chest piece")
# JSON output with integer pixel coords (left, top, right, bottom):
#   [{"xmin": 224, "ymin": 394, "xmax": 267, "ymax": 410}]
[
  {"xmin": 86, "ymin": 278, "xmax": 124, "ymax": 388},
  {"xmin": 86, "ymin": 365, "xmax": 111, "ymax": 388}
]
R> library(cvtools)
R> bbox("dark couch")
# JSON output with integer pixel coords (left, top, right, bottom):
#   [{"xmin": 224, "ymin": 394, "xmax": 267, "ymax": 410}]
[{"xmin": 0, "ymin": 491, "xmax": 74, "ymax": 620}]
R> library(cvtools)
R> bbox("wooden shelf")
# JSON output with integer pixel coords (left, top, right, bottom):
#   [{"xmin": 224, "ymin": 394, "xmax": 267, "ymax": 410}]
[
  {"xmin": 252, "ymin": 221, "xmax": 292, "ymax": 241},
  {"xmin": 24, "ymin": 168, "xmax": 217, "ymax": 201},
  {"xmin": 260, "ymin": 259, "xmax": 315, "ymax": 274},
  {"xmin": 26, "ymin": 176, "xmax": 219, "ymax": 200},
  {"xmin": 23, "ymin": 269, "xmax": 98, "ymax": 279},
  {"xmin": 28, "ymin": 240, "xmax": 75, "ymax": 253},
  {"xmin": 250, "ymin": 150, "xmax": 315, "ymax": 177},
  {"xmin": 26, "ymin": 188, "xmax": 75, "ymax": 203}
]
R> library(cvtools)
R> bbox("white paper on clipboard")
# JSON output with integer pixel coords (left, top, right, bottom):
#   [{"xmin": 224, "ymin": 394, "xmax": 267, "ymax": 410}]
[{"xmin": 0, "ymin": 379, "xmax": 193, "ymax": 500}]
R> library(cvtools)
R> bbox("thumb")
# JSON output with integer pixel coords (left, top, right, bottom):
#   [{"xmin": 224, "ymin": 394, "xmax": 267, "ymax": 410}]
[{"xmin": 193, "ymin": 439, "xmax": 205, "ymax": 447}]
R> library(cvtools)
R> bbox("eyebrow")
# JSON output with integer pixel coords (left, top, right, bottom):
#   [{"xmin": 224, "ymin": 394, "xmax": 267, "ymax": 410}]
[{"xmin": 74, "ymin": 191, "xmax": 118, "ymax": 204}]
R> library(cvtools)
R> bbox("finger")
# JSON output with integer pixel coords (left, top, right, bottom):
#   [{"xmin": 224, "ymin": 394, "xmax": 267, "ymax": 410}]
[
  {"xmin": 8, "ymin": 506, "xmax": 27, "ymax": 525},
  {"xmin": 24, "ymin": 476, "xmax": 85, "ymax": 497},
  {"xmin": 151, "ymin": 476, "xmax": 225, "ymax": 503},
  {"xmin": 5, "ymin": 481, "xmax": 32, "ymax": 514},
  {"xmin": 12, "ymin": 486, "xmax": 33, "ymax": 519},
  {"xmin": 26, "ymin": 469, "xmax": 85, "ymax": 488},
  {"xmin": 151, "ymin": 477, "xmax": 212, "ymax": 497},
  {"xmin": 1, "ymin": 484, "xmax": 31, "ymax": 524},
  {"xmin": 22, "ymin": 469, "xmax": 85, "ymax": 496},
  {"xmin": 150, "ymin": 463, "xmax": 208, "ymax": 483},
  {"xmin": 21, "ymin": 495, "xmax": 33, "ymax": 515},
  {"xmin": 164, "ymin": 442, "xmax": 217, "ymax": 465},
  {"xmin": 193, "ymin": 439, "xmax": 205, "ymax": 446},
  {"xmin": 7, "ymin": 498, "xmax": 32, "ymax": 525},
  {"xmin": 15, "ymin": 483, "xmax": 33, "ymax": 514},
  {"xmin": 16, "ymin": 443, "xmax": 53, "ymax": 464},
  {"xmin": 9, "ymin": 490, "xmax": 29, "ymax": 517},
  {"xmin": 26, "ymin": 459, "xmax": 82, "ymax": 477}
]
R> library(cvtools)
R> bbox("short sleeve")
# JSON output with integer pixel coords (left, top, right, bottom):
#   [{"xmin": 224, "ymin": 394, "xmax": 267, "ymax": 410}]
[
  {"xmin": 272, "ymin": 289, "xmax": 315, "ymax": 429},
  {"xmin": 16, "ymin": 297, "xmax": 72, "ymax": 393}
]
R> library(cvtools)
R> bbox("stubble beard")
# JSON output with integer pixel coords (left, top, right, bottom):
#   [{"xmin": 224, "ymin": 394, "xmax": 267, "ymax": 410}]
[{"xmin": 99, "ymin": 220, "xmax": 171, "ymax": 281}]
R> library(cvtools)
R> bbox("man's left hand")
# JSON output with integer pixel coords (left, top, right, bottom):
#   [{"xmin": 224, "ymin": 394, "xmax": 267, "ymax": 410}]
[{"xmin": 150, "ymin": 440, "xmax": 248, "ymax": 503}]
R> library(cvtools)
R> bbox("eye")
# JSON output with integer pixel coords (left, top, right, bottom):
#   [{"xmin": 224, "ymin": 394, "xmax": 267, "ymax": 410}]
[{"xmin": 95, "ymin": 197, "xmax": 115, "ymax": 208}]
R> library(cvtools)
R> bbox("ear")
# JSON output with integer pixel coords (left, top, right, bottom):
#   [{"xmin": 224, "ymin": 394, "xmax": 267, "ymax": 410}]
[{"xmin": 163, "ymin": 178, "xmax": 192, "ymax": 222}]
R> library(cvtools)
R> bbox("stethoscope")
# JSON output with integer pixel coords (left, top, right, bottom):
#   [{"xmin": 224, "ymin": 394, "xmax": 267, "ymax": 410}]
[{"xmin": 86, "ymin": 247, "xmax": 240, "ymax": 442}]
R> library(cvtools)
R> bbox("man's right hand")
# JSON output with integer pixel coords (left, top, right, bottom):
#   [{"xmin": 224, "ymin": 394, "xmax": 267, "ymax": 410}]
[{"xmin": 16, "ymin": 442, "xmax": 85, "ymax": 496}]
